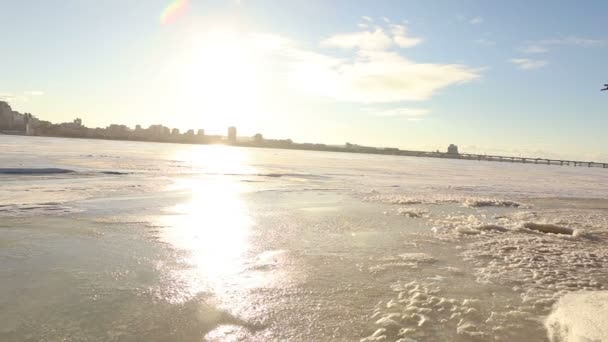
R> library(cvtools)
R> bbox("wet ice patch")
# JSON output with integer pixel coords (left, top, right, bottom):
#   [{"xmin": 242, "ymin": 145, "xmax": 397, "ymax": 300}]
[
  {"xmin": 369, "ymin": 253, "xmax": 437, "ymax": 273},
  {"xmin": 0, "ymin": 167, "xmax": 75, "ymax": 175},
  {"xmin": 463, "ymin": 198, "xmax": 522, "ymax": 208},
  {"xmin": 545, "ymin": 291, "xmax": 608, "ymax": 342},
  {"xmin": 0, "ymin": 202, "xmax": 79, "ymax": 216}
]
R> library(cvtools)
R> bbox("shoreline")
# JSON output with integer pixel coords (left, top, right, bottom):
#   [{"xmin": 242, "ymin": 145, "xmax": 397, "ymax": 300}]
[{"xmin": 3, "ymin": 133, "xmax": 607, "ymax": 169}]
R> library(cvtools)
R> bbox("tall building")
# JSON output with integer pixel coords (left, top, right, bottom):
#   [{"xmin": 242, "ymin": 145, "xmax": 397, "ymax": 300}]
[
  {"xmin": 447, "ymin": 144, "xmax": 459, "ymax": 154},
  {"xmin": 227, "ymin": 126, "xmax": 237, "ymax": 144}
]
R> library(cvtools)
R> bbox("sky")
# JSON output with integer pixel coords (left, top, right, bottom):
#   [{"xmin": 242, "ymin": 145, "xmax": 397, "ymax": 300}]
[{"xmin": 1, "ymin": 0, "xmax": 607, "ymax": 159}]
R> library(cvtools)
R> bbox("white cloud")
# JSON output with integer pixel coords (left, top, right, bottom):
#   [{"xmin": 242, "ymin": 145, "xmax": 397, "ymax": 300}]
[
  {"xmin": 469, "ymin": 16, "xmax": 483, "ymax": 25},
  {"xmin": 509, "ymin": 58, "xmax": 548, "ymax": 70},
  {"xmin": 321, "ymin": 28, "xmax": 395, "ymax": 51},
  {"xmin": 361, "ymin": 16, "xmax": 373, "ymax": 22},
  {"xmin": 288, "ymin": 23, "xmax": 480, "ymax": 102},
  {"xmin": 321, "ymin": 23, "xmax": 422, "ymax": 50},
  {"xmin": 390, "ymin": 24, "xmax": 423, "ymax": 48},
  {"xmin": 521, "ymin": 44, "xmax": 548, "ymax": 54},
  {"xmin": 288, "ymin": 46, "xmax": 479, "ymax": 102}
]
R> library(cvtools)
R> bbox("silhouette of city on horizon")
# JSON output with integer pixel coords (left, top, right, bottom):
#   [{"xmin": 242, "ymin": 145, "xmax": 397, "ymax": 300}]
[{"xmin": 1, "ymin": 99, "xmax": 608, "ymax": 168}]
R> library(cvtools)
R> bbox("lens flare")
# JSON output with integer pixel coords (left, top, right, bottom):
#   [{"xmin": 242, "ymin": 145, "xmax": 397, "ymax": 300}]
[{"xmin": 160, "ymin": 0, "xmax": 188, "ymax": 25}]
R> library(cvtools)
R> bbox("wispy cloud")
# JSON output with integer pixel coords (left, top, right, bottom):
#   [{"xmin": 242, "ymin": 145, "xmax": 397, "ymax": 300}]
[
  {"xmin": 469, "ymin": 16, "xmax": 483, "ymax": 25},
  {"xmin": 474, "ymin": 38, "xmax": 496, "ymax": 46},
  {"xmin": 538, "ymin": 36, "xmax": 606, "ymax": 47},
  {"xmin": 509, "ymin": 58, "xmax": 548, "ymax": 70},
  {"xmin": 0, "ymin": 90, "xmax": 43, "ymax": 103},
  {"xmin": 0, "ymin": 93, "xmax": 17, "ymax": 101},
  {"xmin": 521, "ymin": 35, "xmax": 606, "ymax": 54}
]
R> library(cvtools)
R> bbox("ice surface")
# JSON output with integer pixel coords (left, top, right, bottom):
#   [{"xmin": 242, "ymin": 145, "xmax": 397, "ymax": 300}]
[
  {"xmin": 3, "ymin": 136, "xmax": 608, "ymax": 341},
  {"xmin": 545, "ymin": 291, "xmax": 608, "ymax": 342}
]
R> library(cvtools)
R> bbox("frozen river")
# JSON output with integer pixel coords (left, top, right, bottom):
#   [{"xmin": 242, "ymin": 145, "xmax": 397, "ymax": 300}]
[{"xmin": 1, "ymin": 136, "xmax": 607, "ymax": 341}]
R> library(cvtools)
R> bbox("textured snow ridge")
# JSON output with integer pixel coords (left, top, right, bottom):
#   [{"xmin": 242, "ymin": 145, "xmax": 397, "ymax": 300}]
[
  {"xmin": 360, "ymin": 280, "xmax": 544, "ymax": 342},
  {"xmin": 363, "ymin": 192, "xmax": 527, "ymax": 209},
  {"xmin": 361, "ymin": 281, "xmax": 489, "ymax": 342}
]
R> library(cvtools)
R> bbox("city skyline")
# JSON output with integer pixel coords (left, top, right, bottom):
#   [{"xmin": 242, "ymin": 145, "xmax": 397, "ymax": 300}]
[
  {"xmin": 1, "ymin": 1, "xmax": 607, "ymax": 160},
  {"xmin": 5, "ymin": 99, "xmax": 608, "ymax": 167}
]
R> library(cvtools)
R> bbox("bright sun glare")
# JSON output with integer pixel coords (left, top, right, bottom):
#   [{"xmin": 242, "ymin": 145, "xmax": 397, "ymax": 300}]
[{"xmin": 176, "ymin": 27, "xmax": 264, "ymax": 131}]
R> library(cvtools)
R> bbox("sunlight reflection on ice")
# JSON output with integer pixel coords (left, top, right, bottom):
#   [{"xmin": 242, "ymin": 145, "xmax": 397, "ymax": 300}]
[
  {"xmin": 171, "ymin": 144, "xmax": 257, "ymax": 175},
  {"xmin": 158, "ymin": 146, "xmax": 255, "ymax": 303}
]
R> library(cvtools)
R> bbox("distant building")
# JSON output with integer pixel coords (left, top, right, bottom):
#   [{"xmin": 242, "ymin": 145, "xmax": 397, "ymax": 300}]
[
  {"xmin": 253, "ymin": 133, "xmax": 263, "ymax": 144},
  {"xmin": 106, "ymin": 124, "xmax": 130, "ymax": 139},
  {"xmin": 0, "ymin": 101, "xmax": 30, "ymax": 132},
  {"xmin": 171, "ymin": 128, "xmax": 180, "ymax": 135},
  {"xmin": 185, "ymin": 129, "xmax": 194, "ymax": 136},
  {"xmin": 148, "ymin": 124, "xmax": 163, "ymax": 137},
  {"xmin": 24, "ymin": 113, "xmax": 35, "ymax": 135},
  {"xmin": 227, "ymin": 126, "xmax": 237, "ymax": 144},
  {"xmin": 197, "ymin": 129, "xmax": 205, "ymax": 136},
  {"xmin": 447, "ymin": 144, "xmax": 459, "ymax": 154}
]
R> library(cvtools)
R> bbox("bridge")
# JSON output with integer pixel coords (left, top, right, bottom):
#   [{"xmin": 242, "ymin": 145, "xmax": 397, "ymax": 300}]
[{"xmin": 410, "ymin": 151, "xmax": 608, "ymax": 168}]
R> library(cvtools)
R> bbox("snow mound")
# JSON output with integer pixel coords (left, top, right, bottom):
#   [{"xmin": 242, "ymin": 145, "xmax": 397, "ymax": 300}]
[
  {"xmin": 396, "ymin": 207, "xmax": 429, "ymax": 218},
  {"xmin": 545, "ymin": 291, "xmax": 608, "ymax": 342}
]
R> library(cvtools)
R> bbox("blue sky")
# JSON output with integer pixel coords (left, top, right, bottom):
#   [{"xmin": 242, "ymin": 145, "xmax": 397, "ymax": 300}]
[{"xmin": 1, "ymin": 0, "xmax": 607, "ymax": 159}]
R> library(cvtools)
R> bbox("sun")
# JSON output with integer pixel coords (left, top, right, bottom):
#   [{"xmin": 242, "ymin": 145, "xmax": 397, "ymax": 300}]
[{"xmin": 174, "ymin": 27, "xmax": 264, "ymax": 132}]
